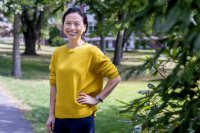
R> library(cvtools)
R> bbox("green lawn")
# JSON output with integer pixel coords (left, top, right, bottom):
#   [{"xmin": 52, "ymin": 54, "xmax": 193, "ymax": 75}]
[
  {"xmin": 0, "ymin": 75, "xmax": 152, "ymax": 133},
  {"xmin": 0, "ymin": 43, "xmax": 157, "ymax": 133}
]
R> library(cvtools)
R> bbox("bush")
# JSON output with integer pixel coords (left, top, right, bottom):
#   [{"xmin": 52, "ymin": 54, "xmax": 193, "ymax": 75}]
[
  {"xmin": 51, "ymin": 36, "xmax": 66, "ymax": 46},
  {"xmin": 48, "ymin": 27, "xmax": 61, "ymax": 45}
]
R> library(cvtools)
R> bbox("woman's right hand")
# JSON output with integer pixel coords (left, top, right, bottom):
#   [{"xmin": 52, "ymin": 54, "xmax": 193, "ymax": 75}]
[{"xmin": 46, "ymin": 115, "xmax": 55, "ymax": 133}]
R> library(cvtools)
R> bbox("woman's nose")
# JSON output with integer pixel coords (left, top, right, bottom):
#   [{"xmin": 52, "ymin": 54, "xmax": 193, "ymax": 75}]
[{"xmin": 69, "ymin": 24, "xmax": 75, "ymax": 30}]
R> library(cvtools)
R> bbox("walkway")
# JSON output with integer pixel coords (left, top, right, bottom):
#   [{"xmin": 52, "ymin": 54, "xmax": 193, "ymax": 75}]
[{"xmin": 0, "ymin": 86, "xmax": 34, "ymax": 133}]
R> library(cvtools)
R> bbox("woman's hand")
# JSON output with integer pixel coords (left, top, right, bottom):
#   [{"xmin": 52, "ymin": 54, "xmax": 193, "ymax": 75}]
[
  {"xmin": 76, "ymin": 92, "xmax": 99, "ymax": 105},
  {"xmin": 46, "ymin": 115, "xmax": 55, "ymax": 133}
]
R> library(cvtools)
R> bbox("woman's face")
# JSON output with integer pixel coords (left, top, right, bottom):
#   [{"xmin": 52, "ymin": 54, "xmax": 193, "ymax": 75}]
[{"xmin": 63, "ymin": 12, "xmax": 86, "ymax": 41}]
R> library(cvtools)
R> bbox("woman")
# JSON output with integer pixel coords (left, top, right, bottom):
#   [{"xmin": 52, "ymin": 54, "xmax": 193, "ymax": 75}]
[{"xmin": 46, "ymin": 7, "xmax": 121, "ymax": 133}]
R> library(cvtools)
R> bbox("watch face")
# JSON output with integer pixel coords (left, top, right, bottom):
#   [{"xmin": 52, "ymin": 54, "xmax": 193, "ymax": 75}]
[
  {"xmin": 96, "ymin": 95, "xmax": 100, "ymax": 100},
  {"xmin": 96, "ymin": 95, "xmax": 103, "ymax": 102}
]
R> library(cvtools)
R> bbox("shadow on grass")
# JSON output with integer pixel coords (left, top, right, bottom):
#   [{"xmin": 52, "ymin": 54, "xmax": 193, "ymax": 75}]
[
  {"xmin": 0, "ymin": 55, "xmax": 12, "ymax": 76},
  {"xmin": 0, "ymin": 54, "xmax": 49, "ymax": 80}
]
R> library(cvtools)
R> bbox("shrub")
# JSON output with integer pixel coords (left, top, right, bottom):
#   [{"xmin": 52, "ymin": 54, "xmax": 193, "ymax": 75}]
[
  {"xmin": 48, "ymin": 27, "xmax": 60, "ymax": 45},
  {"xmin": 51, "ymin": 36, "xmax": 66, "ymax": 46}
]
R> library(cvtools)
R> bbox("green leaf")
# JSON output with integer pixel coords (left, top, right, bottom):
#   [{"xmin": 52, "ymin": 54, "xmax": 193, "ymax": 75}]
[
  {"xmin": 161, "ymin": 3, "xmax": 182, "ymax": 33},
  {"xmin": 194, "ymin": 33, "xmax": 200, "ymax": 50},
  {"xmin": 153, "ymin": 14, "xmax": 163, "ymax": 34},
  {"xmin": 152, "ymin": 70, "xmax": 158, "ymax": 76}
]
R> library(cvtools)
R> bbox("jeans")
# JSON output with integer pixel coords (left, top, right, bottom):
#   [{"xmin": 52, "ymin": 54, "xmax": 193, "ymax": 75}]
[{"xmin": 53, "ymin": 115, "xmax": 95, "ymax": 133}]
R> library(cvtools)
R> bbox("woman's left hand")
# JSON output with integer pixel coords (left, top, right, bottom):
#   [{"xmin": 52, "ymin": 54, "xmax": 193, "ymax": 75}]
[{"xmin": 76, "ymin": 92, "xmax": 99, "ymax": 105}]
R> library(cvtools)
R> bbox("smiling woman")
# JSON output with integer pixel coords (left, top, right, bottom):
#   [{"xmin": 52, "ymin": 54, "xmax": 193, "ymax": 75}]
[
  {"xmin": 46, "ymin": 7, "xmax": 121, "ymax": 133},
  {"xmin": 62, "ymin": 7, "xmax": 88, "ymax": 48},
  {"xmin": 63, "ymin": 13, "xmax": 86, "ymax": 46}
]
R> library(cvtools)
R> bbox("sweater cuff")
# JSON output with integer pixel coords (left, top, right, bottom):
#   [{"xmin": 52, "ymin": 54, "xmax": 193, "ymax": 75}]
[{"xmin": 49, "ymin": 76, "xmax": 56, "ymax": 86}]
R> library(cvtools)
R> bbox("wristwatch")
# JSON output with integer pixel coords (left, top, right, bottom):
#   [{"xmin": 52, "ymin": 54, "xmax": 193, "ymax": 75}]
[{"xmin": 96, "ymin": 95, "xmax": 103, "ymax": 103}]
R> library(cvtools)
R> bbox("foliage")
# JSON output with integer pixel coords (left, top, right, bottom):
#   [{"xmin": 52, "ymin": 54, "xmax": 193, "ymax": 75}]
[
  {"xmin": 118, "ymin": 0, "xmax": 200, "ymax": 132},
  {"xmin": 51, "ymin": 36, "xmax": 65, "ymax": 46},
  {"xmin": 78, "ymin": 0, "xmax": 147, "ymax": 37},
  {"xmin": 48, "ymin": 26, "xmax": 61, "ymax": 44},
  {"xmin": 1, "ymin": 0, "xmax": 67, "ymax": 55},
  {"xmin": 77, "ymin": 0, "xmax": 148, "ymax": 65}
]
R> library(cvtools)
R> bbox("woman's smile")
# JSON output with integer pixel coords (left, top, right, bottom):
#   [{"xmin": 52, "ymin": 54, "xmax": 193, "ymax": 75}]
[{"xmin": 63, "ymin": 12, "xmax": 86, "ymax": 41}]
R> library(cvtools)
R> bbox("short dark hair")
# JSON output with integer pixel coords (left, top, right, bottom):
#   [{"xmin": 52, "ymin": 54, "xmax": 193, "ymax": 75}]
[{"xmin": 62, "ymin": 7, "xmax": 88, "ymax": 39}]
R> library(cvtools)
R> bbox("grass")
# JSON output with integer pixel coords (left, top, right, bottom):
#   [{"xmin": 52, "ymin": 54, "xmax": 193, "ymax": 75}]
[
  {"xmin": 0, "ymin": 75, "xmax": 152, "ymax": 133},
  {"xmin": 0, "ymin": 43, "xmax": 157, "ymax": 133}
]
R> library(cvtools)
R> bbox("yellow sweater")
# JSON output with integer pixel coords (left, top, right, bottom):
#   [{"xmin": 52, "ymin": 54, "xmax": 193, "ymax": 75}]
[{"xmin": 49, "ymin": 43, "xmax": 119, "ymax": 118}]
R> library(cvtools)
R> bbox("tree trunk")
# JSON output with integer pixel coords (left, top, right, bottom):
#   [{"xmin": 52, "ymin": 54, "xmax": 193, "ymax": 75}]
[
  {"xmin": 113, "ymin": 30, "xmax": 123, "ymax": 66},
  {"xmin": 23, "ymin": 27, "xmax": 37, "ymax": 55},
  {"xmin": 11, "ymin": 13, "xmax": 22, "ymax": 78},
  {"xmin": 21, "ymin": 8, "xmax": 44, "ymax": 55},
  {"xmin": 100, "ymin": 35, "xmax": 106, "ymax": 54},
  {"xmin": 121, "ymin": 28, "xmax": 133, "ymax": 58},
  {"xmin": 113, "ymin": 11, "xmax": 124, "ymax": 66}
]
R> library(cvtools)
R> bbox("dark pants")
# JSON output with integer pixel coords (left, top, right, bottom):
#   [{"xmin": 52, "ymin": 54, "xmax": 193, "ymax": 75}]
[{"xmin": 53, "ymin": 115, "xmax": 95, "ymax": 133}]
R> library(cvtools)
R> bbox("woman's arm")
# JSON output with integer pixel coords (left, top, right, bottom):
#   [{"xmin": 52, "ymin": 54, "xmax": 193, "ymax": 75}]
[
  {"xmin": 46, "ymin": 85, "xmax": 56, "ymax": 133},
  {"xmin": 77, "ymin": 76, "xmax": 121, "ymax": 105},
  {"xmin": 97, "ymin": 76, "xmax": 121, "ymax": 101}
]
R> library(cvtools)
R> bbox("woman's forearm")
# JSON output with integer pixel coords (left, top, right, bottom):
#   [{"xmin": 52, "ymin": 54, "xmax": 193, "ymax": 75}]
[
  {"xmin": 98, "ymin": 76, "xmax": 121, "ymax": 100},
  {"xmin": 76, "ymin": 76, "xmax": 121, "ymax": 105},
  {"xmin": 49, "ymin": 85, "xmax": 56, "ymax": 117}
]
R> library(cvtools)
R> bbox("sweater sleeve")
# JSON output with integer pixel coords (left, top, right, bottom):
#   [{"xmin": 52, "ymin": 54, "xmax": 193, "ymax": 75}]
[
  {"xmin": 93, "ymin": 47, "xmax": 119, "ymax": 79},
  {"xmin": 49, "ymin": 52, "xmax": 56, "ymax": 86}
]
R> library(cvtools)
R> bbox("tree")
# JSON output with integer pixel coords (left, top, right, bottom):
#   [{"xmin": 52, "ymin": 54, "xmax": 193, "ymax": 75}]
[
  {"xmin": 11, "ymin": 13, "xmax": 22, "ymax": 78},
  {"xmin": 1, "ymin": 0, "xmax": 66, "ymax": 78},
  {"xmin": 3, "ymin": 0, "xmax": 66, "ymax": 55},
  {"xmin": 112, "ymin": 9, "xmax": 125, "ymax": 66},
  {"xmin": 120, "ymin": 0, "xmax": 200, "ymax": 132},
  {"xmin": 20, "ymin": 0, "xmax": 66, "ymax": 55},
  {"xmin": 21, "ymin": 5, "xmax": 45, "ymax": 55},
  {"xmin": 0, "ymin": 1, "xmax": 23, "ymax": 78}
]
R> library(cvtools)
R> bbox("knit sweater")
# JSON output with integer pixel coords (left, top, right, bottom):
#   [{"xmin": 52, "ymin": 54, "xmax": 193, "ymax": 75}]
[{"xmin": 49, "ymin": 43, "xmax": 119, "ymax": 118}]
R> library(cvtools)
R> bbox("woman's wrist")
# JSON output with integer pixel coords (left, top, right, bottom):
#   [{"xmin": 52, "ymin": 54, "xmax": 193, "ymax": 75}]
[
  {"xmin": 95, "ymin": 94, "xmax": 103, "ymax": 103},
  {"xmin": 49, "ymin": 112, "xmax": 55, "ymax": 117}
]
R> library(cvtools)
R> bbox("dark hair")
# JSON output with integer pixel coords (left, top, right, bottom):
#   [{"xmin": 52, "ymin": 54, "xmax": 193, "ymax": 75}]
[{"xmin": 62, "ymin": 7, "xmax": 88, "ymax": 39}]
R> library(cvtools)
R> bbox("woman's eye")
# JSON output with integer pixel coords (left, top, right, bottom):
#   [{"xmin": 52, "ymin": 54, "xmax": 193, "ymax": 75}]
[
  {"xmin": 65, "ymin": 22, "xmax": 71, "ymax": 25},
  {"xmin": 75, "ymin": 23, "xmax": 80, "ymax": 26}
]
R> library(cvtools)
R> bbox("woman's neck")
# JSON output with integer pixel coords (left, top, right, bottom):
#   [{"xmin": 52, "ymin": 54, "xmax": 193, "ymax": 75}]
[{"xmin": 67, "ymin": 39, "xmax": 84, "ymax": 48}]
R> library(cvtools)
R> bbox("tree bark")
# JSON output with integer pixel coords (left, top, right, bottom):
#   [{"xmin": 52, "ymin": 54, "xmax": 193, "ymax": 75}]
[
  {"xmin": 121, "ymin": 28, "xmax": 133, "ymax": 57},
  {"xmin": 23, "ymin": 27, "xmax": 37, "ymax": 55},
  {"xmin": 113, "ymin": 12, "xmax": 125, "ymax": 66},
  {"xmin": 113, "ymin": 30, "xmax": 123, "ymax": 66},
  {"xmin": 21, "ymin": 8, "xmax": 44, "ymax": 55},
  {"xmin": 11, "ymin": 13, "xmax": 22, "ymax": 78},
  {"xmin": 100, "ymin": 35, "xmax": 106, "ymax": 54}
]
